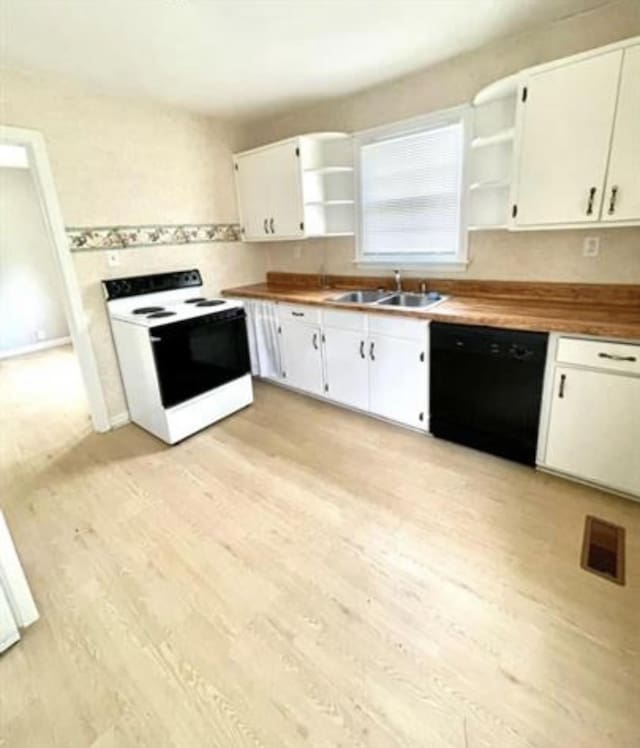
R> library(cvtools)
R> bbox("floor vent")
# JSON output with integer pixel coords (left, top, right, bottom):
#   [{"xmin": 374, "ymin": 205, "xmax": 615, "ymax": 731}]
[{"xmin": 581, "ymin": 516, "xmax": 625, "ymax": 585}]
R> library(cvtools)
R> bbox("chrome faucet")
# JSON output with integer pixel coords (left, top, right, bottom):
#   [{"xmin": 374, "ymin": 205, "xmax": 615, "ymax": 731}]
[{"xmin": 394, "ymin": 269, "xmax": 402, "ymax": 293}]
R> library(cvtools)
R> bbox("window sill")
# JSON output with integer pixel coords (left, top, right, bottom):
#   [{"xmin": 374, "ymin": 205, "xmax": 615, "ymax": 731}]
[{"xmin": 353, "ymin": 258, "xmax": 469, "ymax": 272}]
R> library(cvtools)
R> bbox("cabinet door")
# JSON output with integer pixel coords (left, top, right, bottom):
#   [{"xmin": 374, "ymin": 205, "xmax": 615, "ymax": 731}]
[
  {"xmin": 544, "ymin": 366, "xmax": 640, "ymax": 496},
  {"xmin": 263, "ymin": 140, "xmax": 305, "ymax": 239},
  {"xmin": 602, "ymin": 45, "xmax": 640, "ymax": 223},
  {"xmin": 513, "ymin": 50, "xmax": 622, "ymax": 226},
  {"xmin": 368, "ymin": 334, "xmax": 428, "ymax": 429},
  {"xmin": 279, "ymin": 321, "xmax": 323, "ymax": 395},
  {"xmin": 323, "ymin": 327, "xmax": 368, "ymax": 410},
  {"xmin": 234, "ymin": 149, "xmax": 272, "ymax": 240}
]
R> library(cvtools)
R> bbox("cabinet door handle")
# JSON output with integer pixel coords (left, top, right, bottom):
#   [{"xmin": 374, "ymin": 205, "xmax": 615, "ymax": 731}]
[
  {"xmin": 312, "ymin": 332, "xmax": 318, "ymax": 350},
  {"xmin": 608, "ymin": 186, "xmax": 619, "ymax": 215},
  {"xmin": 270, "ymin": 217, "xmax": 275, "ymax": 234},
  {"xmin": 369, "ymin": 341, "xmax": 375, "ymax": 361},
  {"xmin": 586, "ymin": 186, "xmax": 597, "ymax": 216},
  {"xmin": 359, "ymin": 340, "xmax": 365, "ymax": 359},
  {"xmin": 558, "ymin": 373, "xmax": 566, "ymax": 398},
  {"xmin": 598, "ymin": 352, "xmax": 636, "ymax": 362},
  {"xmin": 263, "ymin": 218, "xmax": 269, "ymax": 234},
  {"xmin": 150, "ymin": 336, "xmax": 162, "ymax": 343}
]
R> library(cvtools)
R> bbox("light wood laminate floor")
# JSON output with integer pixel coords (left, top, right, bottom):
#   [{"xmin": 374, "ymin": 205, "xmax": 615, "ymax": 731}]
[{"xmin": 1, "ymin": 346, "xmax": 639, "ymax": 748}]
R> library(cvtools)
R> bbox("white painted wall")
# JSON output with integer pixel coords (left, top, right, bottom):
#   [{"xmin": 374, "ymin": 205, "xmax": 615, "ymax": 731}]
[{"xmin": 0, "ymin": 166, "xmax": 69, "ymax": 354}]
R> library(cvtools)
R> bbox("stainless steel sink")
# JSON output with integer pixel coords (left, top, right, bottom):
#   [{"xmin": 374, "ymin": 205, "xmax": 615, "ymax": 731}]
[
  {"xmin": 375, "ymin": 292, "xmax": 448, "ymax": 309},
  {"xmin": 329, "ymin": 289, "xmax": 394, "ymax": 304}
]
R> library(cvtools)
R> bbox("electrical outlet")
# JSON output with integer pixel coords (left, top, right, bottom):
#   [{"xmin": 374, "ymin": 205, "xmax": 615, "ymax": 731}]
[
  {"xmin": 107, "ymin": 250, "xmax": 121, "ymax": 267},
  {"xmin": 583, "ymin": 236, "xmax": 600, "ymax": 257},
  {"xmin": 35, "ymin": 329, "xmax": 46, "ymax": 341}
]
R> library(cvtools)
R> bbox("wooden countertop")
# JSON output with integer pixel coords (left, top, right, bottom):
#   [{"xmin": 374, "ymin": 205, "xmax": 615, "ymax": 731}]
[{"xmin": 222, "ymin": 276, "xmax": 640, "ymax": 340}]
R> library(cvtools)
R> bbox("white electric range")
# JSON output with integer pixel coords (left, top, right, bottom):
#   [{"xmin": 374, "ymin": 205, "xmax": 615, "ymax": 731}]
[{"xmin": 103, "ymin": 269, "xmax": 253, "ymax": 444}]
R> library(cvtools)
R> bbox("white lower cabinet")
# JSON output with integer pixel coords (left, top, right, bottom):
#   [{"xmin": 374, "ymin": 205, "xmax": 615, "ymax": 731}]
[
  {"xmin": 268, "ymin": 303, "xmax": 429, "ymax": 431},
  {"xmin": 541, "ymin": 336, "xmax": 640, "ymax": 497},
  {"xmin": 323, "ymin": 326, "xmax": 369, "ymax": 410},
  {"xmin": 544, "ymin": 366, "xmax": 640, "ymax": 496},
  {"xmin": 368, "ymin": 333, "xmax": 427, "ymax": 428},
  {"xmin": 279, "ymin": 319, "xmax": 324, "ymax": 395}
]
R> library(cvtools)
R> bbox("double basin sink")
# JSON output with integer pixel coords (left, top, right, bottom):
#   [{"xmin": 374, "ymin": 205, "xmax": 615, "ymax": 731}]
[{"xmin": 329, "ymin": 289, "xmax": 448, "ymax": 309}]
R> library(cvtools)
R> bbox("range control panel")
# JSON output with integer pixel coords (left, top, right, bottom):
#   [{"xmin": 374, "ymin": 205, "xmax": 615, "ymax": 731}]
[{"xmin": 102, "ymin": 269, "xmax": 202, "ymax": 300}]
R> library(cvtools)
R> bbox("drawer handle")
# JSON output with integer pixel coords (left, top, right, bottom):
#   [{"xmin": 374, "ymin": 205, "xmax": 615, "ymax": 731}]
[
  {"xmin": 359, "ymin": 340, "xmax": 365, "ymax": 359},
  {"xmin": 369, "ymin": 341, "xmax": 375, "ymax": 361},
  {"xmin": 558, "ymin": 373, "xmax": 566, "ymax": 399},
  {"xmin": 291, "ymin": 311, "xmax": 305, "ymax": 317},
  {"xmin": 586, "ymin": 186, "xmax": 597, "ymax": 216},
  {"xmin": 312, "ymin": 332, "xmax": 318, "ymax": 350},
  {"xmin": 608, "ymin": 185, "xmax": 618, "ymax": 215},
  {"xmin": 598, "ymin": 352, "xmax": 636, "ymax": 362}
]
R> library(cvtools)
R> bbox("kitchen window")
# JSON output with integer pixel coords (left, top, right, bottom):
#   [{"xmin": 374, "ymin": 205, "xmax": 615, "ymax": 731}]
[{"xmin": 355, "ymin": 107, "xmax": 470, "ymax": 268}]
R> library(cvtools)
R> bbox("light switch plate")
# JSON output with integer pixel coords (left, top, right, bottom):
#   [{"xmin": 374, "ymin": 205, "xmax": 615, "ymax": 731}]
[
  {"xmin": 107, "ymin": 250, "xmax": 121, "ymax": 267},
  {"xmin": 583, "ymin": 236, "xmax": 600, "ymax": 257}
]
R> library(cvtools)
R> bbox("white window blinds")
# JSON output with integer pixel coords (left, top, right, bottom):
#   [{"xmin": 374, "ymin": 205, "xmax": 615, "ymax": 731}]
[{"xmin": 359, "ymin": 119, "xmax": 465, "ymax": 260}]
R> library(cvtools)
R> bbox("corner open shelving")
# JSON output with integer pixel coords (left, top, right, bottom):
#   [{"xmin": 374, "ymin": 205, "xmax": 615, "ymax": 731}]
[
  {"xmin": 467, "ymin": 74, "xmax": 520, "ymax": 231},
  {"xmin": 299, "ymin": 133, "xmax": 355, "ymax": 238}
]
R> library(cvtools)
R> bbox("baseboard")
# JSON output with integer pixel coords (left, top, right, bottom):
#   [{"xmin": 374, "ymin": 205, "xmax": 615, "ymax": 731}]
[
  {"xmin": 109, "ymin": 411, "xmax": 131, "ymax": 429},
  {"xmin": 0, "ymin": 336, "xmax": 71, "ymax": 360}
]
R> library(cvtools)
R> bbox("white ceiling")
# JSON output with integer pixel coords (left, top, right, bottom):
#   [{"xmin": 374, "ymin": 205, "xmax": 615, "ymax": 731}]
[{"xmin": 1, "ymin": 0, "xmax": 612, "ymax": 119}]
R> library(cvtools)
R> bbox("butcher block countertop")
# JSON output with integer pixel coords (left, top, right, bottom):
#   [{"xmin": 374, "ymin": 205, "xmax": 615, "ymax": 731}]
[{"xmin": 222, "ymin": 273, "xmax": 640, "ymax": 340}]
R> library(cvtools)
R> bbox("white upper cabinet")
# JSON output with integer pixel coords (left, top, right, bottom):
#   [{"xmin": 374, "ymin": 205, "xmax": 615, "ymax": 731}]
[
  {"xmin": 234, "ymin": 133, "xmax": 354, "ymax": 242},
  {"xmin": 512, "ymin": 50, "xmax": 622, "ymax": 226},
  {"xmin": 602, "ymin": 44, "xmax": 640, "ymax": 223},
  {"xmin": 234, "ymin": 139, "xmax": 304, "ymax": 241}
]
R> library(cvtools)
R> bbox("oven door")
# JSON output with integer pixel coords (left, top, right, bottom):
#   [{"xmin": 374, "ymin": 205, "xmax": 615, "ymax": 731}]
[{"xmin": 150, "ymin": 308, "xmax": 251, "ymax": 408}]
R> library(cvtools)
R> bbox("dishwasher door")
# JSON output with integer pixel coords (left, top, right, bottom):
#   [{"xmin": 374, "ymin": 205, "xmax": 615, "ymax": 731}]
[{"xmin": 430, "ymin": 322, "xmax": 548, "ymax": 465}]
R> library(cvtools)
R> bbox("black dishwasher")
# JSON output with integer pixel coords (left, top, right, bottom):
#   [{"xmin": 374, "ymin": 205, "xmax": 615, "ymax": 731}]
[{"xmin": 430, "ymin": 323, "xmax": 548, "ymax": 465}]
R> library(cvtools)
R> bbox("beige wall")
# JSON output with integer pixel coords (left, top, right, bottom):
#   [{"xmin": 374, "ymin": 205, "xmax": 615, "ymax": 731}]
[
  {"xmin": 1, "ymin": 68, "xmax": 267, "ymax": 420},
  {"xmin": 0, "ymin": 166, "xmax": 69, "ymax": 353},
  {"xmin": 238, "ymin": 0, "xmax": 640, "ymax": 284}
]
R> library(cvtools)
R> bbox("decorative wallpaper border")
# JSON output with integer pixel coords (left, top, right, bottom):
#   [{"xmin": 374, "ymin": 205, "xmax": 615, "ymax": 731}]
[{"xmin": 67, "ymin": 223, "xmax": 242, "ymax": 251}]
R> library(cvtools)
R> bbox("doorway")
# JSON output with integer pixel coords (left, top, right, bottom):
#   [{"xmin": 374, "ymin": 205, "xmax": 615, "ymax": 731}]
[{"xmin": 0, "ymin": 126, "xmax": 109, "ymax": 432}]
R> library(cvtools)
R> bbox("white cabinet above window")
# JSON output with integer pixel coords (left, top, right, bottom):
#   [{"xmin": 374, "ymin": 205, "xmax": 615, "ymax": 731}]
[{"xmin": 233, "ymin": 133, "xmax": 354, "ymax": 242}]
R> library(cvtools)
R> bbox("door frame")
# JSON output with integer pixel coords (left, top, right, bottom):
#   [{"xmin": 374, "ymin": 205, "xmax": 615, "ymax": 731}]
[{"xmin": 0, "ymin": 125, "xmax": 110, "ymax": 432}]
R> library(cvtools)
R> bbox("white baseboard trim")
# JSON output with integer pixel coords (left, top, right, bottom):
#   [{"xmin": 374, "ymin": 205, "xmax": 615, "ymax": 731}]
[
  {"xmin": 0, "ymin": 336, "xmax": 71, "ymax": 360},
  {"xmin": 109, "ymin": 411, "xmax": 131, "ymax": 429}
]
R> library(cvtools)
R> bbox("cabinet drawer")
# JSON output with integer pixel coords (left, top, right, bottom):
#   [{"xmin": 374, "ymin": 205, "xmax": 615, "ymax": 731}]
[
  {"xmin": 322, "ymin": 309, "xmax": 366, "ymax": 332},
  {"xmin": 367, "ymin": 313, "xmax": 427, "ymax": 341},
  {"xmin": 277, "ymin": 303, "xmax": 321, "ymax": 325},
  {"xmin": 557, "ymin": 337, "xmax": 640, "ymax": 375}
]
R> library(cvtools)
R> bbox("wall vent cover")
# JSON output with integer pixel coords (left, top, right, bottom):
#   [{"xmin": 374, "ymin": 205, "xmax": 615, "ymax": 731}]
[{"xmin": 581, "ymin": 515, "xmax": 625, "ymax": 585}]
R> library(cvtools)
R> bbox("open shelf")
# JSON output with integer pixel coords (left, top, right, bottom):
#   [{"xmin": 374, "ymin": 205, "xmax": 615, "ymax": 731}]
[
  {"xmin": 305, "ymin": 199, "xmax": 354, "ymax": 206},
  {"xmin": 471, "ymin": 128, "xmax": 515, "ymax": 149},
  {"xmin": 303, "ymin": 166, "xmax": 353, "ymax": 175},
  {"xmin": 469, "ymin": 179, "xmax": 510, "ymax": 191},
  {"xmin": 473, "ymin": 73, "xmax": 520, "ymax": 106},
  {"xmin": 307, "ymin": 231, "xmax": 354, "ymax": 238}
]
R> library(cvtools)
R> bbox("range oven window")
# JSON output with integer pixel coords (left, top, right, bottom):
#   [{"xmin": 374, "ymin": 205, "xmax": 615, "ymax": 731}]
[{"xmin": 150, "ymin": 309, "xmax": 250, "ymax": 408}]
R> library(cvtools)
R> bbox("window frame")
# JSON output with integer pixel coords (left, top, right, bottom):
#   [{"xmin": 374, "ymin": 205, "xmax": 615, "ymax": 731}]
[{"xmin": 354, "ymin": 105, "xmax": 471, "ymax": 269}]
